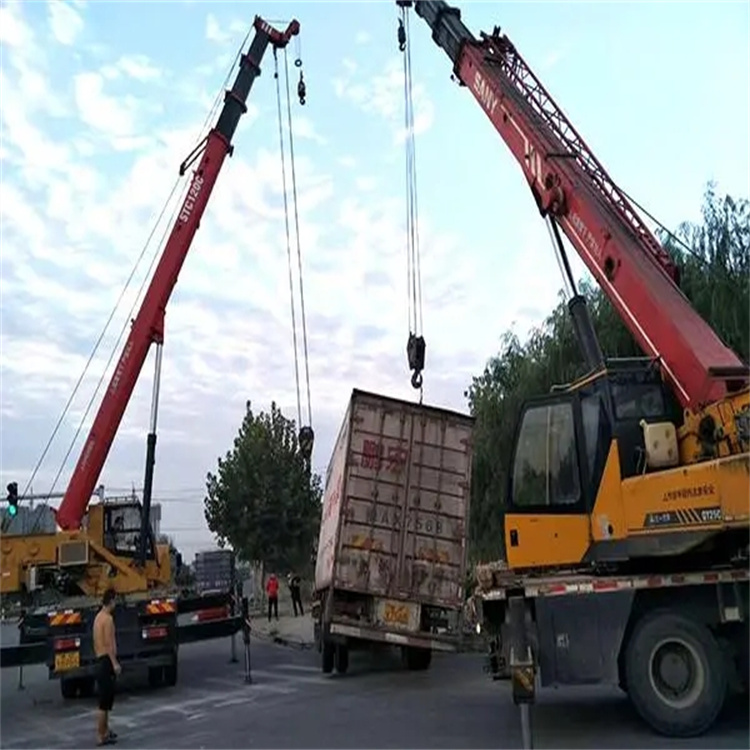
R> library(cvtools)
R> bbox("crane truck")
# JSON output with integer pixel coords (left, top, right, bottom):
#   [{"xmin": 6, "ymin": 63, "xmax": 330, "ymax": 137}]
[
  {"xmin": 0, "ymin": 14, "xmax": 301, "ymax": 699},
  {"xmin": 402, "ymin": 0, "xmax": 750, "ymax": 739}
]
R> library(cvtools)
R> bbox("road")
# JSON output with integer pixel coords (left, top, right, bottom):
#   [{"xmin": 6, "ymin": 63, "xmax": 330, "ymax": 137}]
[{"xmin": 1, "ymin": 634, "xmax": 747, "ymax": 749}]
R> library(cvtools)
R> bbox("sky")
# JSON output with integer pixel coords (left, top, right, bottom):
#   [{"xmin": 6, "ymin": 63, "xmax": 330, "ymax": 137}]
[{"xmin": 1, "ymin": 0, "xmax": 748, "ymax": 562}]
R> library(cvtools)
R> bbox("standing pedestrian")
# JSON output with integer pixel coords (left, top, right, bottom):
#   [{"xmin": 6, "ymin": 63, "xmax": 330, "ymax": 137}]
[
  {"xmin": 93, "ymin": 588, "xmax": 121, "ymax": 746},
  {"xmin": 266, "ymin": 573, "xmax": 279, "ymax": 622},
  {"xmin": 289, "ymin": 572, "xmax": 304, "ymax": 616}
]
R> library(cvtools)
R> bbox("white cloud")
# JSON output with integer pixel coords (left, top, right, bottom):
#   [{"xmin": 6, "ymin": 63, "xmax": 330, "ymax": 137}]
[
  {"xmin": 47, "ymin": 0, "xmax": 84, "ymax": 46},
  {"xmin": 73, "ymin": 72, "xmax": 139, "ymax": 138},
  {"xmin": 0, "ymin": 2, "xmax": 33, "ymax": 47},
  {"xmin": 333, "ymin": 56, "xmax": 435, "ymax": 144},
  {"xmin": 101, "ymin": 54, "xmax": 162, "ymax": 83},
  {"xmin": 204, "ymin": 13, "xmax": 248, "ymax": 45}
]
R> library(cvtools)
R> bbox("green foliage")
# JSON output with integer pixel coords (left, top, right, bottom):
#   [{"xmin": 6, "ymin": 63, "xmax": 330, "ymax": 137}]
[
  {"xmin": 204, "ymin": 400, "xmax": 323, "ymax": 573},
  {"xmin": 466, "ymin": 184, "xmax": 750, "ymax": 564}
]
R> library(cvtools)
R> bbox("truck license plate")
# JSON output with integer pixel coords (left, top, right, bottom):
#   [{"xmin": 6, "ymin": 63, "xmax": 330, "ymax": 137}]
[
  {"xmin": 376, "ymin": 599, "xmax": 419, "ymax": 631},
  {"xmin": 54, "ymin": 651, "xmax": 80, "ymax": 672}
]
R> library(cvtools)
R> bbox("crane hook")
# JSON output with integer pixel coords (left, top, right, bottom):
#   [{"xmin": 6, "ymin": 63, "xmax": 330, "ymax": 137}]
[
  {"xmin": 298, "ymin": 425, "xmax": 315, "ymax": 462},
  {"xmin": 397, "ymin": 18, "xmax": 406, "ymax": 52},
  {"xmin": 407, "ymin": 333, "xmax": 426, "ymax": 391},
  {"xmin": 297, "ymin": 71, "xmax": 306, "ymax": 106}
]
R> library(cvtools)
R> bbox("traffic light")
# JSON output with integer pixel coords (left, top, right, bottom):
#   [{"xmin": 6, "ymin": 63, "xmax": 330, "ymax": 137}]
[{"xmin": 6, "ymin": 482, "xmax": 18, "ymax": 517}]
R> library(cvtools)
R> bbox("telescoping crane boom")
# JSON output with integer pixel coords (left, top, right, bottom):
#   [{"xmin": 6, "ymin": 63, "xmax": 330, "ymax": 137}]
[
  {"xmin": 53, "ymin": 17, "xmax": 299, "ymax": 538},
  {"xmin": 404, "ymin": 0, "xmax": 749, "ymax": 571}
]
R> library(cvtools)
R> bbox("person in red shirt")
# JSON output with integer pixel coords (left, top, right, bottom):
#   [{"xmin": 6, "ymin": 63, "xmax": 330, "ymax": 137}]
[{"xmin": 266, "ymin": 573, "xmax": 279, "ymax": 622}]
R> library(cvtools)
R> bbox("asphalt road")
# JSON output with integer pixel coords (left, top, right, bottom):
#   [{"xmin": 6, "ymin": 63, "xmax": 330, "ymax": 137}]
[{"xmin": 1, "ymin": 634, "xmax": 748, "ymax": 749}]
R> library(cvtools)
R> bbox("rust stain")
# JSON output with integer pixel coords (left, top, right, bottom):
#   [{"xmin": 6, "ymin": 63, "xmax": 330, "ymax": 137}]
[
  {"xmin": 415, "ymin": 546, "xmax": 450, "ymax": 564},
  {"xmin": 349, "ymin": 534, "xmax": 384, "ymax": 552}
]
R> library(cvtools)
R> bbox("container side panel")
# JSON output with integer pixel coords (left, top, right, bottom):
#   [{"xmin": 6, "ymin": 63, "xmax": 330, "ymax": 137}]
[
  {"xmin": 314, "ymin": 406, "xmax": 351, "ymax": 591},
  {"xmin": 334, "ymin": 395, "xmax": 412, "ymax": 594}
]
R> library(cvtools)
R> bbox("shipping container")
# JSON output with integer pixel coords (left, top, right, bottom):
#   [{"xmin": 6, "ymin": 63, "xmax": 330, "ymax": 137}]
[{"xmin": 313, "ymin": 389, "xmax": 474, "ymax": 675}]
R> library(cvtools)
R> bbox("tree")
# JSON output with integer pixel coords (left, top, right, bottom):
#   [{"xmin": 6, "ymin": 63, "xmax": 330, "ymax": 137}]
[
  {"xmin": 204, "ymin": 400, "xmax": 323, "ymax": 574},
  {"xmin": 466, "ymin": 184, "xmax": 749, "ymax": 563}
]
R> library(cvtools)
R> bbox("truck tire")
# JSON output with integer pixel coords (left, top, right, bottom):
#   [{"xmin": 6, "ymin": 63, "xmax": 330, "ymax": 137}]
[
  {"xmin": 624, "ymin": 609, "xmax": 727, "ymax": 737},
  {"xmin": 404, "ymin": 646, "xmax": 432, "ymax": 671},
  {"xmin": 60, "ymin": 677, "xmax": 79, "ymax": 700},
  {"xmin": 322, "ymin": 640, "xmax": 335, "ymax": 674},
  {"xmin": 163, "ymin": 652, "xmax": 178, "ymax": 687},
  {"xmin": 148, "ymin": 666, "xmax": 164, "ymax": 687},
  {"xmin": 334, "ymin": 644, "xmax": 349, "ymax": 675},
  {"xmin": 79, "ymin": 676, "xmax": 95, "ymax": 698}
]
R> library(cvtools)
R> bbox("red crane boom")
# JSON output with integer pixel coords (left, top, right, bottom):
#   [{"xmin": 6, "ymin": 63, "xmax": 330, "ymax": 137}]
[
  {"xmin": 55, "ymin": 16, "xmax": 300, "ymax": 531},
  {"xmin": 408, "ymin": 1, "xmax": 748, "ymax": 411}
]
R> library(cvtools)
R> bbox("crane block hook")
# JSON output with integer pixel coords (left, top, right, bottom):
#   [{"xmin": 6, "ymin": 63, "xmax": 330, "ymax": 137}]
[
  {"xmin": 397, "ymin": 18, "xmax": 406, "ymax": 52},
  {"xmin": 297, "ymin": 71, "xmax": 306, "ymax": 106},
  {"xmin": 298, "ymin": 425, "xmax": 315, "ymax": 462},
  {"xmin": 407, "ymin": 333, "xmax": 426, "ymax": 391}
]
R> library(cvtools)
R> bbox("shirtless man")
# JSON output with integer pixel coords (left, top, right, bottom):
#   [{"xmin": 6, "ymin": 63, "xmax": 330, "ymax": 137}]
[{"xmin": 93, "ymin": 588, "xmax": 121, "ymax": 746}]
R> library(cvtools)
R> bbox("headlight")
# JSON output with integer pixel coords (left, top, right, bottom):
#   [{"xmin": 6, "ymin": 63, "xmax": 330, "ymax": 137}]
[{"xmin": 475, "ymin": 622, "xmax": 482, "ymax": 635}]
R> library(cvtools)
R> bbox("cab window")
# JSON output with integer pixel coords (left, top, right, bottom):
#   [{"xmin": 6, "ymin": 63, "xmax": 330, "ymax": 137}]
[{"xmin": 511, "ymin": 401, "xmax": 581, "ymax": 508}]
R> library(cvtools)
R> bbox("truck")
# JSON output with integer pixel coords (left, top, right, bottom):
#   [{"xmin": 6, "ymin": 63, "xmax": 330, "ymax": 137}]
[
  {"xmin": 0, "ymin": 13, "xmax": 302, "ymax": 697},
  {"xmin": 400, "ymin": 0, "xmax": 749, "ymax": 740},
  {"xmin": 312, "ymin": 389, "xmax": 475, "ymax": 674},
  {"xmin": 193, "ymin": 549, "xmax": 237, "ymax": 597}
]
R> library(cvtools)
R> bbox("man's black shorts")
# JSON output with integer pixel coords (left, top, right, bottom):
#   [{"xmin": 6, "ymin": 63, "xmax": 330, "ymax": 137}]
[{"xmin": 96, "ymin": 656, "xmax": 116, "ymax": 711}]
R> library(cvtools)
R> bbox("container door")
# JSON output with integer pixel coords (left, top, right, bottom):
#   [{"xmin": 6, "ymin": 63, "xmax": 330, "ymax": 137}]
[
  {"xmin": 335, "ymin": 398, "xmax": 413, "ymax": 597},
  {"xmin": 398, "ymin": 413, "xmax": 471, "ymax": 607}
]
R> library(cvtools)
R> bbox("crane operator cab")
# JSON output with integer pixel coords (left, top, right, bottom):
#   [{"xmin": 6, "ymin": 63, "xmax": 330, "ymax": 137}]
[
  {"xmin": 98, "ymin": 502, "xmax": 157, "ymax": 561},
  {"xmin": 503, "ymin": 357, "xmax": 689, "ymax": 571}
]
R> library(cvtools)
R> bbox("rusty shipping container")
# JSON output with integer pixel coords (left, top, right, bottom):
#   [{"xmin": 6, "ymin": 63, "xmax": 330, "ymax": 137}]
[{"xmin": 313, "ymin": 389, "xmax": 475, "ymax": 674}]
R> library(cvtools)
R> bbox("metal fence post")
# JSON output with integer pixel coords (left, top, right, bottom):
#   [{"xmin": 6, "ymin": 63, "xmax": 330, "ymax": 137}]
[
  {"xmin": 17, "ymin": 611, "xmax": 26, "ymax": 690},
  {"xmin": 241, "ymin": 596, "xmax": 252, "ymax": 684},
  {"xmin": 229, "ymin": 585, "xmax": 238, "ymax": 663}
]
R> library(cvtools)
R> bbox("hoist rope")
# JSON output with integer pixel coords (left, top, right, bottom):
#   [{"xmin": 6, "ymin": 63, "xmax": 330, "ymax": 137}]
[
  {"xmin": 401, "ymin": 6, "xmax": 423, "ymax": 338},
  {"xmin": 24, "ymin": 34, "xmax": 249, "ymax": 514},
  {"xmin": 273, "ymin": 49, "xmax": 304, "ymax": 430},
  {"xmin": 283, "ymin": 48, "xmax": 313, "ymax": 428}
]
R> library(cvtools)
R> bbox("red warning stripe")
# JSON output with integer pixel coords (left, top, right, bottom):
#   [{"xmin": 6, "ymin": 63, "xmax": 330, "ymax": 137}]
[
  {"xmin": 48, "ymin": 610, "xmax": 82, "ymax": 626},
  {"xmin": 524, "ymin": 567, "xmax": 750, "ymax": 598},
  {"xmin": 145, "ymin": 598, "xmax": 177, "ymax": 615}
]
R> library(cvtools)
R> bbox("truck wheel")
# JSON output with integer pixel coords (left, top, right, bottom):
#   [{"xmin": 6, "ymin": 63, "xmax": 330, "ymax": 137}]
[
  {"xmin": 148, "ymin": 666, "xmax": 164, "ymax": 688},
  {"xmin": 334, "ymin": 644, "xmax": 349, "ymax": 675},
  {"xmin": 60, "ymin": 677, "xmax": 79, "ymax": 700},
  {"xmin": 404, "ymin": 646, "xmax": 432, "ymax": 671},
  {"xmin": 163, "ymin": 653, "xmax": 178, "ymax": 687},
  {"xmin": 322, "ymin": 641, "xmax": 335, "ymax": 674},
  {"xmin": 79, "ymin": 677, "xmax": 96, "ymax": 698},
  {"xmin": 624, "ymin": 610, "xmax": 727, "ymax": 737}
]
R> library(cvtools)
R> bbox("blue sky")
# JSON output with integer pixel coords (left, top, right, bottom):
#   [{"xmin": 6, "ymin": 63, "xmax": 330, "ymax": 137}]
[{"xmin": 1, "ymin": 0, "xmax": 748, "ymax": 560}]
